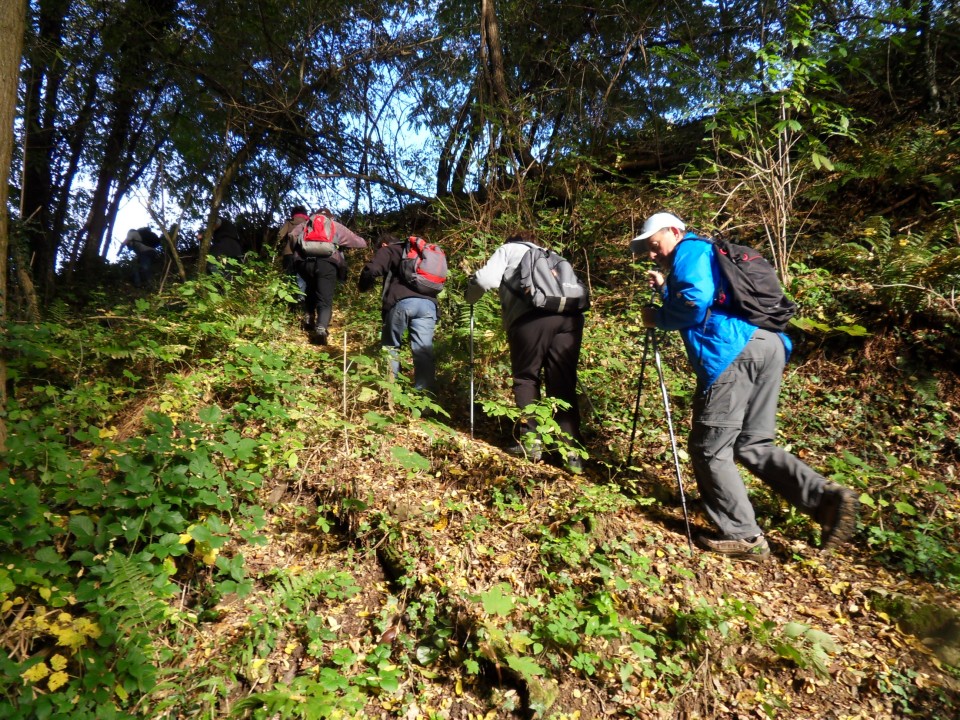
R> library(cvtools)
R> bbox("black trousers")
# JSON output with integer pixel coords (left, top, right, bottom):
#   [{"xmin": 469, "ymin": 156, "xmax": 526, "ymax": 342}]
[
  {"xmin": 295, "ymin": 258, "xmax": 337, "ymax": 331},
  {"xmin": 507, "ymin": 310, "xmax": 584, "ymax": 444}
]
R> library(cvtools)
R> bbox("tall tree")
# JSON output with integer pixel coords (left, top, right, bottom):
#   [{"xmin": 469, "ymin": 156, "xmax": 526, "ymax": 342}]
[
  {"xmin": 74, "ymin": 0, "xmax": 179, "ymax": 275},
  {"xmin": 1, "ymin": 0, "xmax": 28, "ymax": 451}
]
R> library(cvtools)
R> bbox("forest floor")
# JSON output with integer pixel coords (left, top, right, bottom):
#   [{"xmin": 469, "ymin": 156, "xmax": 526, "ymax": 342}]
[{"xmin": 160, "ymin": 318, "xmax": 960, "ymax": 720}]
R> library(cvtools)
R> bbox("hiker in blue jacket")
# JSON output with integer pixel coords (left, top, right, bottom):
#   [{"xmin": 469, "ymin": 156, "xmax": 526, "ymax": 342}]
[
  {"xmin": 358, "ymin": 234, "xmax": 438, "ymax": 394},
  {"xmin": 466, "ymin": 230, "xmax": 586, "ymax": 474},
  {"xmin": 633, "ymin": 212, "xmax": 859, "ymax": 559}
]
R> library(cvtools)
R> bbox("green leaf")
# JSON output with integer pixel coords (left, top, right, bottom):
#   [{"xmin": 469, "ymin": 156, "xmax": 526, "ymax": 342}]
[
  {"xmin": 506, "ymin": 654, "xmax": 545, "ymax": 679},
  {"xmin": 811, "ymin": 152, "xmax": 834, "ymax": 171},
  {"xmin": 198, "ymin": 405, "xmax": 223, "ymax": 423},
  {"xmin": 783, "ymin": 622, "xmax": 809, "ymax": 638},
  {"xmin": 804, "ymin": 629, "xmax": 838, "ymax": 654},
  {"xmin": 480, "ymin": 583, "xmax": 515, "ymax": 617},
  {"xmin": 357, "ymin": 387, "xmax": 378, "ymax": 403},
  {"xmin": 390, "ymin": 446, "xmax": 431, "ymax": 472},
  {"xmin": 68, "ymin": 515, "xmax": 96, "ymax": 543},
  {"xmin": 774, "ymin": 642, "xmax": 805, "ymax": 666}
]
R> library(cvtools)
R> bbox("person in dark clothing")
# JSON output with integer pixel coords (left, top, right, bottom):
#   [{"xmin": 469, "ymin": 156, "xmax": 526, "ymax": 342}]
[
  {"xmin": 123, "ymin": 228, "xmax": 160, "ymax": 288},
  {"xmin": 209, "ymin": 216, "xmax": 244, "ymax": 275},
  {"xmin": 633, "ymin": 211, "xmax": 860, "ymax": 560},
  {"xmin": 358, "ymin": 234, "xmax": 438, "ymax": 394},
  {"xmin": 465, "ymin": 230, "xmax": 586, "ymax": 474},
  {"xmin": 291, "ymin": 210, "xmax": 367, "ymax": 345},
  {"xmin": 277, "ymin": 205, "xmax": 310, "ymax": 309}
]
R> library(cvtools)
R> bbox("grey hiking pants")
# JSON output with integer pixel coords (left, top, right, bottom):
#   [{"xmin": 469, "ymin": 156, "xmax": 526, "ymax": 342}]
[{"xmin": 689, "ymin": 329, "xmax": 828, "ymax": 539}]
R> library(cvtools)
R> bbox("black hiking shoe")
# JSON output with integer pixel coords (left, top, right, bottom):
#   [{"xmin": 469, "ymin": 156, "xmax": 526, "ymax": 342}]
[
  {"xmin": 817, "ymin": 483, "xmax": 860, "ymax": 551},
  {"xmin": 301, "ymin": 313, "xmax": 315, "ymax": 331},
  {"xmin": 506, "ymin": 434, "xmax": 543, "ymax": 462},
  {"xmin": 309, "ymin": 327, "xmax": 328, "ymax": 345},
  {"xmin": 696, "ymin": 533, "xmax": 770, "ymax": 562}
]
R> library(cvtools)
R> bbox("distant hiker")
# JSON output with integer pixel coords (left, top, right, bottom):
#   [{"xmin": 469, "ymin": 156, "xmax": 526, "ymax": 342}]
[
  {"xmin": 123, "ymin": 227, "xmax": 161, "ymax": 288},
  {"xmin": 632, "ymin": 211, "xmax": 859, "ymax": 559},
  {"xmin": 277, "ymin": 205, "xmax": 310, "ymax": 307},
  {"xmin": 465, "ymin": 230, "xmax": 588, "ymax": 474},
  {"xmin": 358, "ymin": 233, "xmax": 440, "ymax": 395},
  {"xmin": 291, "ymin": 209, "xmax": 367, "ymax": 345},
  {"xmin": 209, "ymin": 216, "xmax": 244, "ymax": 275}
]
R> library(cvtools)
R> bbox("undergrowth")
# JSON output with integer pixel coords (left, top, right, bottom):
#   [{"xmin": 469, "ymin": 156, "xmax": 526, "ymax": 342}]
[{"xmin": 1, "ymin": 205, "xmax": 958, "ymax": 718}]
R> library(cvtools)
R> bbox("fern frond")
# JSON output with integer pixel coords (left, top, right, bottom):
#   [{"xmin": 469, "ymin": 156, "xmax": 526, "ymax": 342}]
[
  {"xmin": 922, "ymin": 248, "xmax": 960, "ymax": 286},
  {"xmin": 103, "ymin": 554, "xmax": 169, "ymax": 637}
]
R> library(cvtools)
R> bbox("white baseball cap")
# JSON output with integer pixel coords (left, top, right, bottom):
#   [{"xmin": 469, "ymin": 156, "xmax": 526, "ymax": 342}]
[{"xmin": 634, "ymin": 212, "xmax": 686, "ymax": 241}]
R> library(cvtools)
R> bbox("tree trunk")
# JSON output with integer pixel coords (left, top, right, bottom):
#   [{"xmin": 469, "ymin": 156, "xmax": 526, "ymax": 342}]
[
  {"xmin": 921, "ymin": 0, "xmax": 940, "ymax": 115},
  {"xmin": 198, "ymin": 133, "xmax": 261, "ymax": 273},
  {"xmin": 18, "ymin": 0, "xmax": 71, "ymax": 299},
  {"xmin": 76, "ymin": 0, "xmax": 176, "ymax": 274},
  {"xmin": 0, "ymin": 0, "xmax": 29, "ymax": 452},
  {"xmin": 437, "ymin": 85, "xmax": 478, "ymax": 197}
]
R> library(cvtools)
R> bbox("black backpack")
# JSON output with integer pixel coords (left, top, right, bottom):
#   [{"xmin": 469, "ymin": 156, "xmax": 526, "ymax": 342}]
[
  {"xmin": 696, "ymin": 237, "xmax": 797, "ymax": 332},
  {"xmin": 137, "ymin": 227, "xmax": 163, "ymax": 248},
  {"xmin": 506, "ymin": 242, "xmax": 590, "ymax": 314}
]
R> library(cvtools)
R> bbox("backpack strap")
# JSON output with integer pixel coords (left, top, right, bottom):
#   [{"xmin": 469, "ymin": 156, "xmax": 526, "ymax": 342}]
[{"xmin": 502, "ymin": 242, "xmax": 541, "ymax": 299}]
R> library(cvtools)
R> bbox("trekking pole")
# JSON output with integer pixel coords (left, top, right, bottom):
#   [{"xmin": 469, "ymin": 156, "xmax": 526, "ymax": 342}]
[
  {"xmin": 651, "ymin": 331, "xmax": 694, "ymax": 552},
  {"xmin": 469, "ymin": 305, "xmax": 475, "ymax": 438},
  {"xmin": 626, "ymin": 328, "xmax": 652, "ymax": 467}
]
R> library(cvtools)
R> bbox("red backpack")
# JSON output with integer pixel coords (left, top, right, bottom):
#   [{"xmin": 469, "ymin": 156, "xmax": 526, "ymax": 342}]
[
  {"xmin": 400, "ymin": 237, "xmax": 447, "ymax": 296},
  {"xmin": 297, "ymin": 214, "xmax": 337, "ymax": 257}
]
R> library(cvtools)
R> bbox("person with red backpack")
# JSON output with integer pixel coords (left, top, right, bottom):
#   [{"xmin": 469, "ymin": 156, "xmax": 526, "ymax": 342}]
[
  {"xmin": 632, "ymin": 211, "xmax": 859, "ymax": 560},
  {"xmin": 358, "ymin": 234, "xmax": 444, "ymax": 395},
  {"xmin": 290, "ymin": 209, "xmax": 367, "ymax": 345}
]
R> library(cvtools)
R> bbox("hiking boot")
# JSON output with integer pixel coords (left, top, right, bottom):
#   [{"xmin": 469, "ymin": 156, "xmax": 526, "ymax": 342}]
[
  {"xmin": 301, "ymin": 313, "xmax": 315, "ymax": 331},
  {"xmin": 506, "ymin": 434, "xmax": 543, "ymax": 462},
  {"xmin": 817, "ymin": 483, "xmax": 860, "ymax": 551},
  {"xmin": 309, "ymin": 327, "xmax": 328, "ymax": 345},
  {"xmin": 697, "ymin": 533, "xmax": 770, "ymax": 561},
  {"xmin": 564, "ymin": 452, "xmax": 584, "ymax": 475}
]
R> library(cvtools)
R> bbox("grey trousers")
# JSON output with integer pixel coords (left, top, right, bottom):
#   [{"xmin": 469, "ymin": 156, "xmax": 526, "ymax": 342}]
[{"xmin": 689, "ymin": 329, "xmax": 827, "ymax": 539}]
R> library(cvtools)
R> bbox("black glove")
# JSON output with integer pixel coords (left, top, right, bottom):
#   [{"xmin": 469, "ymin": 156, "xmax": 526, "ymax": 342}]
[{"xmin": 358, "ymin": 269, "xmax": 375, "ymax": 292}]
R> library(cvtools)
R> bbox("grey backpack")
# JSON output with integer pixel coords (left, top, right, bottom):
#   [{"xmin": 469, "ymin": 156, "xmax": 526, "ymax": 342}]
[{"xmin": 507, "ymin": 242, "xmax": 590, "ymax": 314}]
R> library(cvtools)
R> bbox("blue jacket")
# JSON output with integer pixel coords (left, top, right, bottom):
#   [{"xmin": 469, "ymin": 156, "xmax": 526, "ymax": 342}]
[{"xmin": 653, "ymin": 234, "xmax": 792, "ymax": 389}]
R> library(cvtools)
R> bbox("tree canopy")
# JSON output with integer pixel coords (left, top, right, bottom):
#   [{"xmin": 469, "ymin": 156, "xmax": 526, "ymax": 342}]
[{"xmin": 3, "ymin": 0, "xmax": 957, "ymax": 304}]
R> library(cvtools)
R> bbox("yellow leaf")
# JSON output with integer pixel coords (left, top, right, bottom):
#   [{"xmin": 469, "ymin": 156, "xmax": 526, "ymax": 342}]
[
  {"xmin": 509, "ymin": 632, "xmax": 532, "ymax": 652},
  {"xmin": 54, "ymin": 627, "xmax": 87, "ymax": 650},
  {"xmin": 433, "ymin": 515, "xmax": 449, "ymax": 531},
  {"xmin": 99, "ymin": 427, "xmax": 118, "ymax": 438},
  {"xmin": 178, "ymin": 534, "xmax": 193, "ymax": 545},
  {"xmin": 50, "ymin": 654, "xmax": 68, "ymax": 671},
  {"xmin": 22, "ymin": 662, "xmax": 50, "ymax": 682},
  {"xmin": 201, "ymin": 548, "xmax": 219, "ymax": 565},
  {"xmin": 39, "ymin": 587, "xmax": 51, "ymax": 601},
  {"xmin": 116, "ymin": 683, "xmax": 129, "ymax": 701},
  {"xmin": 47, "ymin": 671, "xmax": 69, "ymax": 692}
]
